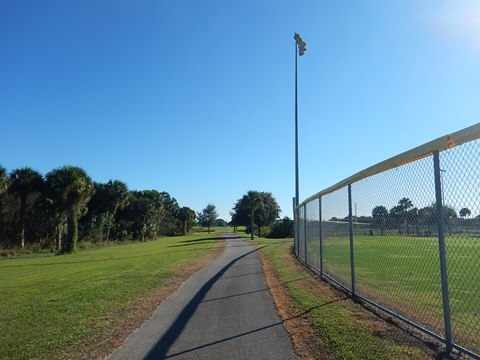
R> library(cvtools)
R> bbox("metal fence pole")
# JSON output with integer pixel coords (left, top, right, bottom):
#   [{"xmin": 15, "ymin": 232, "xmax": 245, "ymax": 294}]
[
  {"xmin": 304, "ymin": 204, "xmax": 308, "ymax": 265},
  {"xmin": 297, "ymin": 207, "xmax": 300, "ymax": 257},
  {"xmin": 433, "ymin": 151, "xmax": 453, "ymax": 352},
  {"xmin": 348, "ymin": 184, "xmax": 356, "ymax": 299},
  {"xmin": 293, "ymin": 197, "xmax": 297, "ymax": 256},
  {"xmin": 319, "ymin": 197, "xmax": 323, "ymax": 276}
]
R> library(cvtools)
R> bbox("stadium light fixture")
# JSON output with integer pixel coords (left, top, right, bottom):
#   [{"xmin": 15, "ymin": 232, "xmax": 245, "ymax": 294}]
[{"xmin": 294, "ymin": 33, "xmax": 306, "ymax": 208}]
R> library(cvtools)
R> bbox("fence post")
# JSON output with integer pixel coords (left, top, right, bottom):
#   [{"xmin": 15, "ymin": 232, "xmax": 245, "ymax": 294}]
[
  {"xmin": 293, "ymin": 197, "xmax": 297, "ymax": 256},
  {"xmin": 348, "ymin": 184, "xmax": 356, "ymax": 299},
  {"xmin": 319, "ymin": 197, "xmax": 323, "ymax": 276},
  {"xmin": 433, "ymin": 151, "xmax": 453, "ymax": 352},
  {"xmin": 304, "ymin": 204, "xmax": 308, "ymax": 265},
  {"xmin": 297, "ymin": 207, "xmax": 301, "ymax": 257}
]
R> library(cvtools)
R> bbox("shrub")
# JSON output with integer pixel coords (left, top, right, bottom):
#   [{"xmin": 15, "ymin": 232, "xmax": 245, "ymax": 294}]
[{"xmin": 266, "ymin": 217, "xmax": 294, "ymax": 238}]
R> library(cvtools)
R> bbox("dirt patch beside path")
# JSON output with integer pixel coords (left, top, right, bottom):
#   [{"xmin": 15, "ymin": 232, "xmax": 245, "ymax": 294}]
[
  {"xmin": 257, "ymin": 246, "xmax": 331, "ymax": 359},
  {"xmin": 256, "ymin": 242, "xmax": 446, "ymax": 360}
]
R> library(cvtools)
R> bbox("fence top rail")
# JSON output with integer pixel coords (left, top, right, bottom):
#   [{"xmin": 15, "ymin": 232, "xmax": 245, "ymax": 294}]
[{"xmin": 296, "ymin": 122, "xmax": 480, "ymax": 210}]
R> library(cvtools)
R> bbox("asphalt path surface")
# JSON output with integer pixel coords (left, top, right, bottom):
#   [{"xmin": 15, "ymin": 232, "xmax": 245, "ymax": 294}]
[{"xmin": 109, "ymin": 234, "xmax": 298, "ymax": 360}]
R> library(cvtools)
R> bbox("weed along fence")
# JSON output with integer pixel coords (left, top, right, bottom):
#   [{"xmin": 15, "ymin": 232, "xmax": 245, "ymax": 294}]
[{"xmin": 294, "ymin": 123, "xmax": 480, "ymax": 359}]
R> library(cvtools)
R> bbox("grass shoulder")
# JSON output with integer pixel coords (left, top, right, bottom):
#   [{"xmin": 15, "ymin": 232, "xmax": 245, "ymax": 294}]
[
  {"xmin": 0, "ymin": 232, "xmax": 226, "ymax": 360},
  {"xmin": 250, "ymin": 236, "xmax": 438, "ymax": 360}
]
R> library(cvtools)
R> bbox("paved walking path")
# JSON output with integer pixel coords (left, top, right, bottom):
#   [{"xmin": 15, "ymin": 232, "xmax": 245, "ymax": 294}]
[{"xmin": 109, "ymin": 234, "xmax": 297, "ymax": 360}]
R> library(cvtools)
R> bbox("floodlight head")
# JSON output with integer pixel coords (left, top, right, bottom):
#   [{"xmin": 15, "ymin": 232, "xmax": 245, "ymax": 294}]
[{"xmin": 294, "ymin": 33, "xmax": 307, "ymax": 56}]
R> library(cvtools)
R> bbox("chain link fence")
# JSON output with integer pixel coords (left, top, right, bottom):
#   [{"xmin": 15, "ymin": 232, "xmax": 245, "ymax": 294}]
[{"xmin": 294, "ymin": 123, "xmax": 480, "ymax": 359}]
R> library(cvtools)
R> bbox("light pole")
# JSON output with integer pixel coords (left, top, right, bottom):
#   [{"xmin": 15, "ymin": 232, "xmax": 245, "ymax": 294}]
[{"xmin": 294, "ymin": 33, "xmax": 306, "ymax": 208}]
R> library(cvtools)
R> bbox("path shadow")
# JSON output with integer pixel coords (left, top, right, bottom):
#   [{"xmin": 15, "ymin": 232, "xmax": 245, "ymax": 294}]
[
  {"xmin": 168, "ymin": 241, "xmax": 219, "ymax": 248},
  {"xmin": 159, "ymin": 298, "xmax": 346, "ymax": 359},
  {"xmin": 200, "ymin": 287, "xmax": 270, "ymax": 304},
  {"xmin": 0, "ymin": 246, "xmax": 221, "ymax": 268},
  {"xmin": 144, "ymin": 245, "xmax": 267, "ymax": 360},
  {"xmin": 2, "ymin": 235, "xmax": 231, "ymax": 266},
  {"xmin": 179, "ymin": 237, "xmax": 224, "ymax": 243},
  {"xmin": 218, "ymin": 271, "xmax": 265, "ymax": 280}
]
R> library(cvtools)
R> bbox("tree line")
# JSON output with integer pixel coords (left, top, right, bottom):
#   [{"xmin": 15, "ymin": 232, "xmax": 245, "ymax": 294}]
[
  {"xmin": 1, "ymin": 164, "xmax": 292, "ymax": 255},
  {"xmin": 0, "ymin": 165, "xmax": 197, "ymax": 254},
  {"xmin": 370, "ymin": 197, "xmax": 477, "ymax": 236},
  {"xmin": 327, "ymin": 197, "xmax": 477, "ymax": 236},
  {"xmin": 330, "ymin": 197, "xmax": 480, "ymax": 235}
]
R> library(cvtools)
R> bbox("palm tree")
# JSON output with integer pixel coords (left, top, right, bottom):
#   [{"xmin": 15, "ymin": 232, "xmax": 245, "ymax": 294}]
[
  {"xmin": 0, "ymin": 165, "xmax": 9, "ymax": 195},
  {"xmin": 243, "ymin": 191, "xmax": 264, "ymax": 240},
  {"xmin": 418, "ymin": 205, "xmax": 436, "ymax": 235},
  {"xmin": 178, "ymin": 207, "xmax": 196, "ymax": 235},
  {"xmin": 103, "ymin": 180, "xmax": 129, "ymax": 241},
  {"xmin": 459, "ymin": 208, "xmax": 471, "ymax": 219},
  {"xmin": 372, "ymin": 205, "xmax": 388, "ymax": 235},
  {"xmin": 46, "ymin": 166, "xmax": 93, "ymax": 254},
  {"xmin": 390, "ymin": 197, "xmax": 413, "ymax": 235},
  {"xmin": 443, "ymin": 205, "xmax": 458, "ymax": 235},
  {"xmin": 8, "ymin": 167, "xmax": 44, "ymax": 249}
]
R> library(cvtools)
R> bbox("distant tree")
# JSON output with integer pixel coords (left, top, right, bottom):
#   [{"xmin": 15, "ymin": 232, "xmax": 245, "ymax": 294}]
[
  {"xmin": 418, "ymin": 205, "xmax": 436, "ymax": 223},
  {"xmin": 443, "ymin": 205, "xmax": 458, "ymax": 235},
  {"xmin": 229, "ymin": 211, "xmax": 240, "ymax": 232},
  {"xmin": 232, "ymin": 191, "xmax": 264, "ymax": 240},
  {"xmin": 357, "ymin": 215, "xmax": 374, "ymax": 224},
  {"xmin": 102, "ymin": 180, "xmax": 129, "ymax": 240},
  {"xmin": 158, "ymin": 191, "xmax": 180, "ymax": 218},
  {"xmin": 157, "ymin": 191, "xmax": 180, "ymax": 235},
  {"xmin": 253, "ymin": 192, "xmax": 280, "ymax": 237},
  {"xmin": 132, "ymin": 190, "xmax": 164, "ymax": 240},
  {"xmin": 230, "ymin": 203, "xmax": 250, "ymax": 233},
  {"xmin": 390, "ymin": 197, "xmax": 413, "ymax": 234},
  {"xmin": 417, "ymin": 204, "xmax": 458, "ymax": 235},
  {"xmin": 459, "ymin": 207, "xmax": 471, "ymax": 219},
  {"xmin": 8, "ymin": 167, "xmax": 44, "ymax": 249},
  {"xmin": 0, "ymin": 165, "xmax": 11, "ymax": 247},
  {"xmin": 82, "ymin": 180, "xmax": 129, "ymax": 242},
  {"xmin": 0, "ymin": 165, "xmax": 8, "ymax": 195},
  {"xmin": 29, "ymin": 194, "xmax": 61, "ymax": 250},
  {"xmin": 399, "ymin": 197, "xmax": 413, "ymax": 210},
  {"xmin": 372, "ymin": 205, "xmax": 388, "ymax": 235},
  {"xmin": 407, "ymin": 207, "xmax": 420, "ymax": 236},
  {"xmin": 267, "ymin": 217, "xmax": 294, "ymax": 238},
  {"xmin": 46, "ymin": 166, "xmax": 93, "ymax": 253},
  {"xmin": 197, "ymin": 203, "xmax": 218, "ymax": 234},
  {"xmin": 112, "ymin": 190, "xmax": 182, "ymax": 240},
  {"xmin": 231, "ymin": 191, "xmax": 280, "ymax": 239},
  {"xmin": 214, "ymin": 218, "xmax": 228, "ymax": 227},
  {"xmin": 178, "ymin": 207, "xmax": 196, "ymax": 235}
]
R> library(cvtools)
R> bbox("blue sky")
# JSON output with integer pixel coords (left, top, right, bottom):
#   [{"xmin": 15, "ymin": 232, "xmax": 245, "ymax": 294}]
[{"xmin": 1, "ymin": 0, "xmax": 479, "ymax": 220}]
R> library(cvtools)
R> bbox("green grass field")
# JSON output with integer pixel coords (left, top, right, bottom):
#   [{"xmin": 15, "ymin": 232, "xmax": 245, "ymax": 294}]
[
  {"xmin": 303, "ymin": 234, "xmax": 480, "ymax": 354},
  {"xmin": 0, "ymin": 232, "xmax": 225, "ymax": 360}
]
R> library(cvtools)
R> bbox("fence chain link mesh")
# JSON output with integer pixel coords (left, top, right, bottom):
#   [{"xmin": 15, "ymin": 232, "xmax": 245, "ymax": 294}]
[
  {"xmin": 439, "ymin": 140, "xmax": 480, "ymax": 355},
  {"xmin": 294, "ymin": 134, "xmax": 480, "ymax": 358}
]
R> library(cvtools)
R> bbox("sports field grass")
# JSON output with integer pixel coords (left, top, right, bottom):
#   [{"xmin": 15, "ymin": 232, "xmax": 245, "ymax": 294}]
[
  {"xmin": 302, "ymin": 234, "xmax": 480, "ymax": 354},
  {"xmin": 0, "ymin": 232, "xmax": 225, "ymax": 360}
]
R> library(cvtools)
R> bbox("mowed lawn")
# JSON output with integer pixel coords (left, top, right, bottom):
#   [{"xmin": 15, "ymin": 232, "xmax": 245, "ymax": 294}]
[
  {"xmin": 304, "ymin": 234, "xmax": 480, "ymax": 353},
  {"xmin": 0, "ymin": 232, "xmax": 225, "ymax": 360}
]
